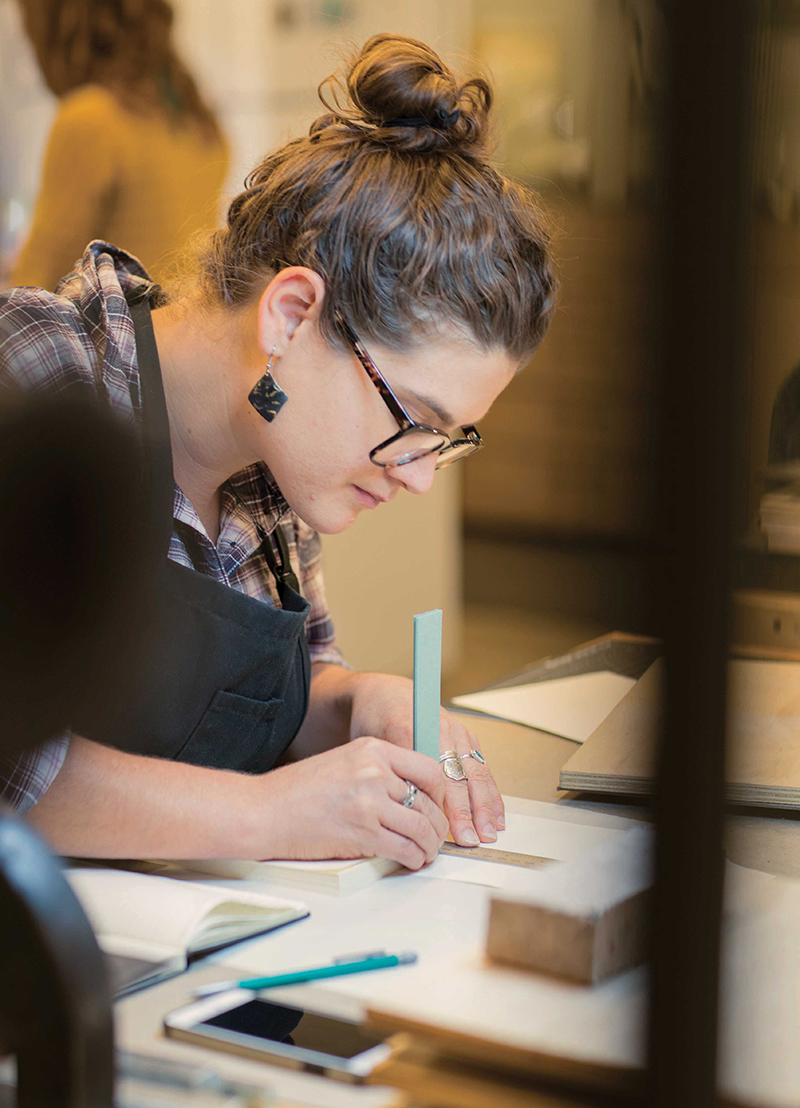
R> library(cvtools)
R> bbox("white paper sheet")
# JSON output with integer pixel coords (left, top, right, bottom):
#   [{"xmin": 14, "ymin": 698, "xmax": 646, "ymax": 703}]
[{"xmin": 452, "ymin": 670, "xmax": 637, "ymax": 742}]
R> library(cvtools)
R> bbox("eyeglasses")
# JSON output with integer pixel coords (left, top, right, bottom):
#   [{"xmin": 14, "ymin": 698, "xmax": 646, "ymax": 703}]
[{"xmin": 336, "ymin": 314, "xmax": 484, "ymax": 470}]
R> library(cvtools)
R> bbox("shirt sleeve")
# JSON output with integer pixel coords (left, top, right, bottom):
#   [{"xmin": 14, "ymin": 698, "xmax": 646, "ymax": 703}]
[
  {"xmin": 294, "ymin": 518, "xmax": 351, "ymax": 669},
  {"xmin": 11, "ymin": 87, "xmax": 118, "ymax": 291},
  {"xmin": 0, "ymin": 733, "xmax": 69, "ymax": 815}
]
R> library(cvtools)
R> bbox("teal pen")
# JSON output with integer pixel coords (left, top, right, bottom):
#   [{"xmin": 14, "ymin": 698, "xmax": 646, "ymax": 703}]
[{"xmin": 192, "ymin": 951, "xmax": 417, "ymax": 997}]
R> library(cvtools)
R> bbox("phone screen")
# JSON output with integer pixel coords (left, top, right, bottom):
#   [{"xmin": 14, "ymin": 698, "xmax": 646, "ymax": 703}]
[{"xmin": 199, "ymin": 998, "xmax": 385, "ymax": 1061}]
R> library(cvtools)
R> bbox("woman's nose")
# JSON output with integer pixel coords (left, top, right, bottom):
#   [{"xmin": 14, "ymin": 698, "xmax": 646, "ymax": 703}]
[{"xmin": 386, "ymin": 451, "xmax": 438, "ymax": 495}]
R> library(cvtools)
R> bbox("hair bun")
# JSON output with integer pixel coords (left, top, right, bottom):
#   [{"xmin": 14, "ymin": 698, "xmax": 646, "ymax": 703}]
[{"xmin": 317, "ymin": 33, "xmax": 492, "ymax": 156}]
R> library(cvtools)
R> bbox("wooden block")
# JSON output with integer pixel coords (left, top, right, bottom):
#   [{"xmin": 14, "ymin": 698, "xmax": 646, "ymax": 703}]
[{"xmin": 486, "ymin": 826, "xmax": 653, "ymax": 985}]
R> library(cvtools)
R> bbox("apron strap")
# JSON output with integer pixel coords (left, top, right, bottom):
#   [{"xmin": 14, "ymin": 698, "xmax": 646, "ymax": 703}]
[
  {"xmin": 257, "ymin": 519, "xmax": 301, "ymax": 602},
  {"xmin": 128, "ymin": 292, "xmax": 302, "ymax": 605},
  {"xmin": 128, "ymin": 293, "xmax": 175, "ymax": 558}
]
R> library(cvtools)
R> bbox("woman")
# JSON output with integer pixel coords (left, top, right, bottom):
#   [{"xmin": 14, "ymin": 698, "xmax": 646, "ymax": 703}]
[
  {"xmin": 0, "ymin": 34, "xmax": 555, "ymax": 869},
  {"xmin": 11, "ymin": 0, "xmax": 228, "ymax": 290}
]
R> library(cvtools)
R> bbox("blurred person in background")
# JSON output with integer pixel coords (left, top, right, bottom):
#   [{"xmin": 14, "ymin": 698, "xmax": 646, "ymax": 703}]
[
  {"xmin": 0, "ymin": 34, "xmax": 555, "ymax": 870},
  {"xmin": 10, "ymin": 0, "xmax": 228, "ymax": 290}
]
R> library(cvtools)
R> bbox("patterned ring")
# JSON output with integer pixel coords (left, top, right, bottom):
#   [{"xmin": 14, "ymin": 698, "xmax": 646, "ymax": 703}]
[
  {"xmin": 441, "ymin": 755, "xmax": 467, "ymax": 782},
  {"xmin": 401, "ymin": 780, "xmax": 418, "ymax": 808},
  {"xmin": 438, "ymin": 749, "xmax": 459, "ymax": 763},
  {"xmin": 462, "ymin": 749, "xmax": 487, "ymax": 766}
]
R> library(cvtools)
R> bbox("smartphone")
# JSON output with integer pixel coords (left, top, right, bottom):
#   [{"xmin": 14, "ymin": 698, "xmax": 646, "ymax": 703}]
[{"xmin": 163, "ymin": 991, "xmax": 394, "ymax": 1082}]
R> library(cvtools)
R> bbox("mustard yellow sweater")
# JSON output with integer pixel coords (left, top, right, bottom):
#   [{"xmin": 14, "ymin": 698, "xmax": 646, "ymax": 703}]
[{"xmin": 12, "ymin": 85, "xmax": 229, "ymax": 291}]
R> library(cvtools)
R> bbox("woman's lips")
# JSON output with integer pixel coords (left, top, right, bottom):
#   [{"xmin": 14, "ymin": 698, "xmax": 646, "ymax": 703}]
[{"xmin": 353, "ymin": 485, "xmax": 382, "ymax": 509}]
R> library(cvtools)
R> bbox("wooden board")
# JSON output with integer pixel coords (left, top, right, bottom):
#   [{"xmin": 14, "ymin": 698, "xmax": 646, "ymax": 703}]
[
  {"xmin": 364, "ymin": 1007, "xmax": 643, "ymax": 1096},
  {"xmin": 366, "ymin": 1031, "xmax": 640, "ymax": 1106},
  {"xmin": 559, "ymin": 657, "xmax": 800, "ymax": 810},
  {"xmin": 364, "ymin": 863, "xmax": 800, "ymax": 1108},
  {"xmin": 558, "ymin": 660, "xmax": 661, "ymax": 797}
]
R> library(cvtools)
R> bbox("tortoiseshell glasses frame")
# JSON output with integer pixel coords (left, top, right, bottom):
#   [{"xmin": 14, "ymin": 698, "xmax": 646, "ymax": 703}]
[{"xmin": 335, "ymin": 314, "xmax": 484, "ymax": 469}]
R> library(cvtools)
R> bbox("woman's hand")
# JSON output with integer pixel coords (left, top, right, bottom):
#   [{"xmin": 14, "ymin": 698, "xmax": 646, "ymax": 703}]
[
  {"xmin": 347, "ymin": 673, "xmax": 506, "ymax": 847},
  {"xmin": 260, "ymin": 735, "xmax": 448, "ymax": 869}
]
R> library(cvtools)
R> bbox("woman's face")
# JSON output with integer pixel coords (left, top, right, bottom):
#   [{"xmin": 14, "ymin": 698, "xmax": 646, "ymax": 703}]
[{"xmin": 249, "ymin": 314, "xmax": 516, "ymax": 535}]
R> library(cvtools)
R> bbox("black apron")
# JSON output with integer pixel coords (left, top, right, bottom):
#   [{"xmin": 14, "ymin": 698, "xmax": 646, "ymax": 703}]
[{"xmin": 73, "ymin": 291, "xmax": 311, "ymax": 773}]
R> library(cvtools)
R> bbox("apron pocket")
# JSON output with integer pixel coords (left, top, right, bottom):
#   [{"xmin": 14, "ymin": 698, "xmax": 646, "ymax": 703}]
[{"xmin": 176, "ymin": 690, "xmax": 282, "ymax": 771}]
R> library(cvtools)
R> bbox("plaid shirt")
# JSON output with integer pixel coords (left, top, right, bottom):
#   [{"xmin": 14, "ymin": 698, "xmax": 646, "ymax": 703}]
[{"xmin": 0, "ymin": 242, "xmax": 347, "ymax": 814}]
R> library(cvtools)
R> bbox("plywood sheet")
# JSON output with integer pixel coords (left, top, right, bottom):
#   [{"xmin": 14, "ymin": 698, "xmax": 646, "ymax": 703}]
[{"xmin": 559, "ymin": 658, "xmax": 800, "ymax": 809}]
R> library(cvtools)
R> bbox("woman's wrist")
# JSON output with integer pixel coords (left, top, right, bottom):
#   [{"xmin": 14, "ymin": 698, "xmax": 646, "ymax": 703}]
[
  {"xmin": 313, "ymin": 664, "xmax": 370, "ymax": 705},
  {"xmin": 309, "ymin": 664, "xmax": 379, "ymax": 734}
]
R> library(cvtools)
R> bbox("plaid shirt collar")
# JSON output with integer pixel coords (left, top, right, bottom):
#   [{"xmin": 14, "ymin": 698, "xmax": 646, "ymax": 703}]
[
  {"xmin": 56, "ymin": 239, "xmax": 163, "ymax": 305},
  {"xmin": 173, "ymin": 462, "xmax": 293, "ymax": 577}
]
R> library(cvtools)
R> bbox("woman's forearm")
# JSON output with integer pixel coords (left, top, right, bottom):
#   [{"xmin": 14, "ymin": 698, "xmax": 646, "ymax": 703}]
[
  {"xmin": 26, "ymin": 734, "xmax": 268, "ymax": 860},
  {"xmin": 25, "ymin": 730, "xmax": 450, "ymax": 870},
  {"xmin": 283, "ymin": 662, "xmax": 363, "ymax": 760}
]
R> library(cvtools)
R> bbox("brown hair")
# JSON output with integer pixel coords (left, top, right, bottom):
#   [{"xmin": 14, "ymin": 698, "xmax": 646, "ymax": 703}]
[
  {"xmin": 201, "ymin": 33, "xmax": 556, "ymax": 363},
  {"xmin": 17, "ymin": 0, "xmax": 222, "ymax": 142}
]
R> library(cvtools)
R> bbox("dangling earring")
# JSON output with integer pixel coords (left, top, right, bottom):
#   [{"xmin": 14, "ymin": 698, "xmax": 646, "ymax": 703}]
[{"xmin": 248, "ymin": 348, "xmax": 288, "ymax": 422}]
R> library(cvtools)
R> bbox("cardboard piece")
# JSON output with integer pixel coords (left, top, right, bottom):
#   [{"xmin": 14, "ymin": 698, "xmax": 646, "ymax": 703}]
[
  {"xmin": 452, "ymin": 670, "xmax": 636, "ymax": 742},
  {"xmin": 486, "ymin": 826, "xmax": 653, "ymax": 984}
]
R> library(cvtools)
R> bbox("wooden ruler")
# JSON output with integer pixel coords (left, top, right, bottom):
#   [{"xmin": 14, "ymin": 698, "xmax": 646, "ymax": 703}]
[{"xmin": 439, "ymin": 842, "xmax": 555, "ymax": 869}]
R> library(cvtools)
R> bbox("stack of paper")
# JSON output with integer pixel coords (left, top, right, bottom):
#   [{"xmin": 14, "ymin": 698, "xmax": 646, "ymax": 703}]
[{"xmin": 180, "ymin": 856, "xmax": 400, "ymax": 896}]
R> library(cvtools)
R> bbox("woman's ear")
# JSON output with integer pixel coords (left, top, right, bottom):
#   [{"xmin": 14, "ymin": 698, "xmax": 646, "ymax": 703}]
[{"xmin": 256, "ymin": 267, "xmax": 326, "ymax": 358}]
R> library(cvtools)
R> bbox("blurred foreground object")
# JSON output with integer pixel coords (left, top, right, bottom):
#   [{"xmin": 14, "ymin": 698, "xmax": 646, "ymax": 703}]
[
  {"xmin": 0, "ymin": 393, "xmax": 152, "ymax": 757},
  {"xmin": 0, "ymin": 814, "xmax": 114, "ymax": 1108},
  {"xmin": 0, "ymin": 392, "xmax": 154, "ymax": 1108}
]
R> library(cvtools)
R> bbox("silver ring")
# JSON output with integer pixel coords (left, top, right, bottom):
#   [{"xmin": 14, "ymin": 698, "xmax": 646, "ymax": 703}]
[
  {"xmin": 441, "ymin": 754, "xmax": 467, "ymax": 782},
  {"xmin": 401, "ymin": 780, "xmax": 418, "ymax": 808},
  {"xmin": 438, "ymin": 749, "xmax": 459, "ymax": 763},
  {"xmin": 462, "ymin": 749, "xmax": 487, "ymax": 765}
]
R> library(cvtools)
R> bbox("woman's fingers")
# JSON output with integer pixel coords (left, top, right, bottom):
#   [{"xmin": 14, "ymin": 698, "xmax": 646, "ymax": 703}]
[
  {"xmin": 382, "ymin": 742, "xmax": 445, "ymax": 808},
  {"xmin": 459, "ymin": 743, "xmax": 503, "ymax": 842},
  {"xmin": 388, "ymin": 775, "xmax": 449, "ymax": 841},
  {"xmin": 347, "ymin": 733, "xmax": 505, "ymax": 858},
  {"xmin": 461, "ymin": 736, "xmax": 505, "ymax": 829},
  {"xmin": 373, "ymin": 826, "xmax": 427, "ymax": 871},
  {"xmin": 442, "ymin": 771, "xmax": 478, "ymax": 845},
  {"xmin": 379, "ymin": 788, "xmax": 446, "ymax": 866},
  {"xmin": 438, "ymin": 718, "xmax": 506, "ymax": 845}
]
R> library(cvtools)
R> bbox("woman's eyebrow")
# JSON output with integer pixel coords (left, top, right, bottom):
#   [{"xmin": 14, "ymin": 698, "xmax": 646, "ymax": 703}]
[{"xmin": 407, "ymin": 390, "xmax": 456, "ymax": 429}]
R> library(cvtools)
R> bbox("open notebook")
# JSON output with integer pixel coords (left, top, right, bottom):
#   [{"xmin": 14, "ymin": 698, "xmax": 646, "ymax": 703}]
[
  {"xmin": 66, "ymin": 867, "xmax": 308, "ymax": 996},
  {"xmin": 560, "ymin": 657, "xmax": 800, "ymax": 809}
]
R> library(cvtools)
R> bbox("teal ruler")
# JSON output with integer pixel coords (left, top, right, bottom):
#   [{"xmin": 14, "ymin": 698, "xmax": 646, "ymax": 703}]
[{"xmin": 413, "ymin": 609, "xmax": 442, "ymax": 760}]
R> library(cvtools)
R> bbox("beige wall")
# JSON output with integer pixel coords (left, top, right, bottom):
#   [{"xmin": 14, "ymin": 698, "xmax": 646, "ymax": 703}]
[
  {"xmin": 321, "ymin": 466, "xmax": 463, "ymax": 678},
  {"xmin": 172, "ymin": 0, "xmax": 476, "ymax": 199}
]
